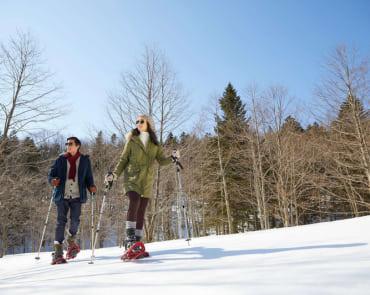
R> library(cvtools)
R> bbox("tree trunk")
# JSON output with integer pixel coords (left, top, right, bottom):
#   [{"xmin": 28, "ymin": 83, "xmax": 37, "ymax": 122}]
[{"xmin": 216, "ymin": 127, "xmax": 233, "ymax": 234}]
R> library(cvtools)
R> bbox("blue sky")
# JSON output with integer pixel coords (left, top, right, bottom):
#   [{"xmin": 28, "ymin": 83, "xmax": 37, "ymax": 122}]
[{"xmin": 1, "ymin": 0, "xmax": 370, "ymax": 138}]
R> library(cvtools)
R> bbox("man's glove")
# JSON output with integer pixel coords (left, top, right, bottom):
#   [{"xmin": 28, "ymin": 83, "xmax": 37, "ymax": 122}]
[
  {"xmin": 51, "ymin": 178, "xmax": 60, "ymax": 187},
  {"xmin": 88, "ymin": 185, "xmax": 97, "ymax": 194}
]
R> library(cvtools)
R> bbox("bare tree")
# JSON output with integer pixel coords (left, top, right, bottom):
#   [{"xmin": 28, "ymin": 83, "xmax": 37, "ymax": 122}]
[
  {"xmin": 244, "ymin": 84, "xmax": 269, "ymax": 229},
  {"xmin": 0, "ymin": 31, "xmax": 63, "ymax": 257},
  {"xmin": 0, "ymin": 31, "xmax": 63, "ymax": 156},
  {"xmin": 107, "ymin": 46, "xmax": 189, "ymax": 138},
  {"xmin": 315, "ymin": 46, "xmax": 370, "ymax": 212},
  {"xmin": 214, "ymin": 106, "xmax": 233, "ymax": 233},
  {"xmin": 262, "ymin": 86, "xmax": 298, "ymax": 227},
  {"xmin": 326, "ymin": 47, "xmax": 369, "ymax": 187}
]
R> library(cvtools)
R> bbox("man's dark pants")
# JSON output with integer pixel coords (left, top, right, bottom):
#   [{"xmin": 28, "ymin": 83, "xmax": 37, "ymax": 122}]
[{"xmin": 55, "ymin": 198, "xmax": 81, "ymax": 243}]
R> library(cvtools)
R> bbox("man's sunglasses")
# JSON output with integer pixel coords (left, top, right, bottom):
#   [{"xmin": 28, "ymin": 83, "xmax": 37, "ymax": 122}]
[
  {"xmin": 65, "ymin": 142, "xmax": 74, "ymax": 146},
  {"xmin": 136, "ymin": 120, "xmax": 145, "ymax": 125}
]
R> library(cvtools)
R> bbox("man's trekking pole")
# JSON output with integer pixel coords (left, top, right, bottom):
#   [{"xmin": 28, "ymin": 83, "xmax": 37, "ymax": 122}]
[
  {"xmin": 89, "ymin": 174, "xmax": 113, "ymax": 264},
  {"xmin": 35, "ymin": 195, "xmax": 54, "ymax": 260},
  {"xmin": 88, "ymin": 192, "xmax": 95, "ymax": 263},
  {"xmin": 172, "ymin": 150, "xmax": 191, "ymax": 245}
]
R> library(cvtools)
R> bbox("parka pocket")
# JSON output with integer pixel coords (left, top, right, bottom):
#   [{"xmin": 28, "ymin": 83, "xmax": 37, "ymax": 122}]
[{"xmin": 126, "ymin": 165, "xmax": 140, "ymax": 178}]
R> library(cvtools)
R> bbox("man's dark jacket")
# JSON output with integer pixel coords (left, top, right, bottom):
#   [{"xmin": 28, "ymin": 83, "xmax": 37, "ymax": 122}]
[{"xmin": 48, "ymin": 153, "xmax": 94, "ymax": 204}]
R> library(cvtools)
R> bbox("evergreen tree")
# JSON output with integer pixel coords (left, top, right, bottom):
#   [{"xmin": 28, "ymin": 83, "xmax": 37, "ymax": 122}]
[
  {"xmin": 330, "ymin": 95, "xmax": 370, "ymax": 216},
  {"xmin": 333, "ymin": 95, "xmax": 368, "ymax": 135},
  {"xmin": 165, "ymin": 132, "xmax": 178, "ymax": 146},
  {"xmin": 281, "ymin": 116, "xmax": 304, "ymax": 133},
  {"xmin": 111, "ymin": 133, "xmax": 117, "ymax": 145},
  {"xmin": 207, "ymin": 83, "xmax": 252, "ymax": 233},
  {"xmin": 306, "ymin": 122, "xmax": 326, "ymax": 135},
  {"xmin": 217, "ymin": 83, "xmax": 248, "ymax": 134}
]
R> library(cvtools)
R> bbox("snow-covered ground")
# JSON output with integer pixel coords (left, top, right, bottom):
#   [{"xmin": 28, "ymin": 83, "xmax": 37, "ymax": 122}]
[{"xmin": 1, "ymin": 216, "xmax": 370, "ymax": 295}]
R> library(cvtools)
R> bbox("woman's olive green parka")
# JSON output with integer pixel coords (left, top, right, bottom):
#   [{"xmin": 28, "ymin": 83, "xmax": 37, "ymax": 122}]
[{"xmin": 113, "ymin": 132, "xmax": 173, "ymax": 198}]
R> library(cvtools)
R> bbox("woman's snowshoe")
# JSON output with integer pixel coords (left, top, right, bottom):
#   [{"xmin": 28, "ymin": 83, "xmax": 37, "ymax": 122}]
[{"xmin": 121, "ymin": 241, "xmax": 146, "ymax": 261}]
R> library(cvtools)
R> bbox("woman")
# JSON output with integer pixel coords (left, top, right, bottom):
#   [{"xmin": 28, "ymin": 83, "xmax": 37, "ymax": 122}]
[{"xmin": 106, "ymin": 115, "xmax": 179, "ymax": 250}]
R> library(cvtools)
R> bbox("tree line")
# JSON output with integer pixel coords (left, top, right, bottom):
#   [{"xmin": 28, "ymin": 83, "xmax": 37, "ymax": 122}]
[{"xmin": 0, "ymin": 32, "xmax": 369, "ymax": 257}]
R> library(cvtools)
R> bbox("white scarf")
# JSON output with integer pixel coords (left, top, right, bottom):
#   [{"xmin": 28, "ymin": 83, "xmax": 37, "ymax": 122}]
[{"xmin": 139, "ymin": 131, "xmax": 150, "ymax": 147}]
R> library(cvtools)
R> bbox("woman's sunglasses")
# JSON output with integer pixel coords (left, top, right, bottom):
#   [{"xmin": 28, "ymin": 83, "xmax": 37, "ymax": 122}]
[{"xmin": 136, "ymin": 120, "xmax": 145, "ymax": 125}]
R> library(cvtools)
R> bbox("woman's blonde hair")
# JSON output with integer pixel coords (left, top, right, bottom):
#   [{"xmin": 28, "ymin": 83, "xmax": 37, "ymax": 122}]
[
  {"xmin": 138, "ymin": 114, "xmax": 156, "ymax": 132},
  {"xmin": 132, "ymin": 114, "xmax": 159, "ymax": 145}
]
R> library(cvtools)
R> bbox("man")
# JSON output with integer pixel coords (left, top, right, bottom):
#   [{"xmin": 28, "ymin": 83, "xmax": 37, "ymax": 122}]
[{"xmin": 48, "ymin": 136, "xmax": 96, "ymax": 265}]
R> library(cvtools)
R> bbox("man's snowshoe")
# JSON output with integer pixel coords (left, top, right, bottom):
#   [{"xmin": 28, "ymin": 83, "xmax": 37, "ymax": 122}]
[
  {"xmin": 66, "ymin": 234, "xmax": 80, "ymax": 260},
  {"xmin": 66, "ymin": 242, "xmax": 80, "ymax": 260},
  {"xmin": 51, "ymin": 252, "xmax": 67, "ymax": 265},
  {"xmin": 121, "ymin": 241, "xmax": 146, "ymax": 261},
  {"xmin": 51, "ymin": 243, "xmax": 67, "ymax": 265}
]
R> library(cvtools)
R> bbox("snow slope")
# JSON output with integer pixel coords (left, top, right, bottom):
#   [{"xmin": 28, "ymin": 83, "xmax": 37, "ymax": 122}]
[{"xmin": 1, "ymin": 216, "xmax": 370, "ymax": 295}]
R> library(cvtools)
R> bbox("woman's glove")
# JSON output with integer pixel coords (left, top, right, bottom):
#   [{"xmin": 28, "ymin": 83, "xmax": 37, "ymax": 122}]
[
  {"xmin": 104, "ymin": 172, "xmax": 117, "ymax": 186},
  {"xmin": 172, "ymin": 149, "xmax": 180, "ymax": 160},
  {"xmin": 171, "ymin": 149, "xmax": 184, "ymax": 169}
]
